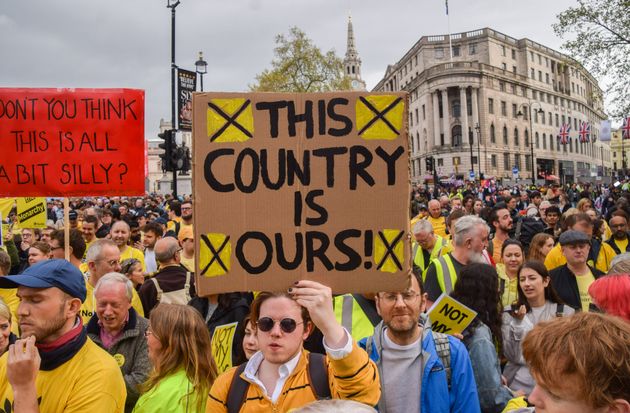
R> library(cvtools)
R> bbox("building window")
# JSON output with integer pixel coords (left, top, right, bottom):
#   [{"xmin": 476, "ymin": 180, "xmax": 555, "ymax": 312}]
[
  {"xmin": 549, "ymin": 134, "xmax": 554, "ymax": 151},
  {"xmin": 452, "ymin": 125, "xmax": 462, "ymax": 146},
  {"xmin": 538, "ymin": 71, "xmax": 542, "ymax": 81},
  {"xmin": 501, "ymin": 101, "xmax": 507, "ymax": 116},
  {"xmin": 490, "ymin": 124, "xmax": 496, "ymax": 143},
  {"xmin": 512, "ymin": 104, "xmax": 518, "ymax": 118},
  {"xmin": 555, "ymin": 114, "xmax": 559, "ymax": 127},
  {"xmin": 502, "ymin": 63, "xmax": 507, "ymax": 71},
  {"xmin": 512, "ymin": 49, "xmax": 516, "ymax": 59},
  {"xmin": 532, "ymin": 90, "xmax": 537, "ymax": 99},
  {"xmin": 548, "ymin": 112, "xmax": 552, "ymax": 124},
  {"xmin": 502, "ymin": 45, "xmax": 506, "ymax": 56},
  {"xmin": 452, "ymin": 46, "xmax": 460, "ymax": 57},
  {"xmin": 491, "ymin": 154, "xmax": 497, "ymax": 167},
  {"xmin": 422, "ymin": 104, "xmax": 426, "ymax": 120},
  {"xmin": 525, "ymin": 155, "xmax": 531, "ymax": 171},
  {"xmin": 530, "ymin": 51, "xmax": 534, "ymax": 61},
  {"xmin": 531, "ymin": 68, "xmax": 535, "ymax": 78},
  {"xmin": 499, "ymin": 81, "xmax": 505, "ymax": 92},
  {"xmin": 513, "ymin": 66, "xmax": 517, "ymax": 74},
  {"xmin": 511, "ymin": 84, "xmax": 517, "ymax": 94},
  {"xmin": 469, "ymin": 43, "xmax": 477, "ymax": 54},
  {"xmin": 504, "ymin": 153, "xmax": 510, "ymax": 170},
  {"xmin": 453, "ymin": 101, "xmax": 461, "ymax": 117},
  {"xmin": 440, "ymin": 133, "xmax": 444, "ymax": 146},
  {"xmin": 435, "ymin": 47, "xmax": 444, "ymax": 59},
  {"xmin": 543, "ymin": 133, "xmax": 547, "ymax": 149},
  {"xmin": 546, "ymin": 73, "xmax": 550, "ymax": 84},
  {"xmin": 538, "ymin": 54, "xmax": 542, "ymax": 64},
  {"xmin": 525, "ymin": 129, "xmax": 529, "ymax": 147},
  {"xmin": 488, "ymin": 98, "xmax": 495, "ymax": 114},
  {"xmin": 514, "ymin": 127, "xmax": 520, "ymax": 146},
  {"xmin": 536, "ymin": 132, "xmax": 540, "ymax": 149},
  {"xmin": 437, "ymin": 158, "xmax": 444, "ymax": 167},
  {"xmin": 503, "ymin": 126, "xmax": 508, "ymax": 144},
  {"xmin": 515, "ymin": 154, "xmax": 521, "ymax": 170}
]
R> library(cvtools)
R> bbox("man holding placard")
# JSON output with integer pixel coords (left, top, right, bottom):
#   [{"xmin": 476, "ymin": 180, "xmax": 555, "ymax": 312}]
[{"xmin": 359, "ymin": 272, "xmax": 480, "ymax": 413}]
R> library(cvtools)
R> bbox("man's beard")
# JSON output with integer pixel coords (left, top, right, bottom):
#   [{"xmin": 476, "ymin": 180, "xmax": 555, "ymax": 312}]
[
  {"xmin": 19, "ymin": 303, "xmax": 68, "ymax": 342},
  {"xmin": 468, "ymin": 251, "xmax": 486, "ymax": 264}
]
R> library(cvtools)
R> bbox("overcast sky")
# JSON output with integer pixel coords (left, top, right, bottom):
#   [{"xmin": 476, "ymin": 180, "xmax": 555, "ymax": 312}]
[{"xmin": 2, "ymin": 0, "xmax": 578, "ymax": 138}]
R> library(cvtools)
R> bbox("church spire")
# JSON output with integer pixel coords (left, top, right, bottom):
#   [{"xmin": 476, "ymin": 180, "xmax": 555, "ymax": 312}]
[{"xmin": 344, "ymin": 13, "xmax": 366, "ymax": 90}]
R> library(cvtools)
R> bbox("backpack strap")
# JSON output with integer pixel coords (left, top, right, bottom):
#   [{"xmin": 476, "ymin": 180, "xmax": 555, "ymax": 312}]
[
  {"xmin": 184, "ymin": 271, "xmax": 192, "ymax": 302},
  {"xmin": 432, "ymin": 331, "xmax": 452, "ymax": 390},
  {"xmin": 555, "ymin": 303, "xmax": 565, "ymax": 318},
  {"xmin": 307, "ymin": 352, "xmax": 331, "ymax": 400},
  {"xmin": 226, "ymin": 363, "xmax": 249, "ymax": 413},
  {"xmin": 150, "ymin": 277, "xmax": 163, "ymax": 302}
]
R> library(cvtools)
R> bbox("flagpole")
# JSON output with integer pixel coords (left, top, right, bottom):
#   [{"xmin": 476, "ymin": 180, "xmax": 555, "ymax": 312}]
[{"xmin": 446, "ymin": 0, "xmax": 453, "ymax": 62}]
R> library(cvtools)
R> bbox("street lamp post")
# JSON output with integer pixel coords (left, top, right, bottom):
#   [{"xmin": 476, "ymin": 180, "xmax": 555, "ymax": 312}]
[
  {"xmin": 195, "ymin": 51, "xmax": 208, "ymax": 92},
  {"xmin": 517, "ymin": 102, "xmax": 544, "ymax": 185},
  {"xmin": 167, "ymin": 0, "xmax": 180, "ymax": 198},
  {"xmin": 468, "ymin": 127, "xmax": 474, "ymax": 178},
  {"xmin": 475, "ymin": 123, "xmax": 481, "ymax": 179}
]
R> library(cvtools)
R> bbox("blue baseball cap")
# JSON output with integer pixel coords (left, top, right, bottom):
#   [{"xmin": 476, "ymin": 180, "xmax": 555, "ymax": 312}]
[{"xmin": 0, "ymin": 259, "xmax": 87, "ymax": 302}]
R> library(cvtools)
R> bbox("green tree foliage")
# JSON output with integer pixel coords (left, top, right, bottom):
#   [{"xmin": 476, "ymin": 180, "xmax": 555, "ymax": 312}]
[
  {"xmin": 251, "ymin": 27, "xmax": 351, "ymax": 92},
  {"xmin": 553, "ymin": 0, "xmax": 630, "ymax": 118}
]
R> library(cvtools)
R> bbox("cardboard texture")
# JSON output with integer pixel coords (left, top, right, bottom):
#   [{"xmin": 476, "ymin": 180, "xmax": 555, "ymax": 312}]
[
  {"xmin": 193, "ymin": 92, "xmax": 410, "ymax": 295},
  {"xmin": 0, "ymin": 88, "xmax": 145, "ymax": 197},
  {"xmin": 427, "ymin": 293, "xmax": 478, "ymax": 335}
]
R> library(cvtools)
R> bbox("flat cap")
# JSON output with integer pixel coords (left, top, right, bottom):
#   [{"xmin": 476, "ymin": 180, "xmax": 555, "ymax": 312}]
[{"xmin": 559, "ymin": 230, "xmax": 591, "ymax": 246}]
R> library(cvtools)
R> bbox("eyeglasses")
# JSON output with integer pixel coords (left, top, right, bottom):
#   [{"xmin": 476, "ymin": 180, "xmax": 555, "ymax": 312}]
[
  {"xmin": 256, "ymin": 317, "xmax": 303, "ymax": 334},
  {"xmin": 380, "ymin": 292, "xmax": 421, "ymax": 305},
  {"xmin": 97, "ymin": 259, "xmax": 120, "ymax": 267}
]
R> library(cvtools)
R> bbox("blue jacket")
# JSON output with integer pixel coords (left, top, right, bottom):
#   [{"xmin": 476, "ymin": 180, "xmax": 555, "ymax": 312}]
[{"xmin": 359, "ymin": 321, "xmax": 481, "ymax": 413}]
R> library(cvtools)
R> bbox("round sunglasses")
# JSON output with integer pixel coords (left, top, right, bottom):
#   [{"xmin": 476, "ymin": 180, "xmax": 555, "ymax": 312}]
[{"xmin": 256, "ymin": 317, "xmax": 303, "ymax": 334}]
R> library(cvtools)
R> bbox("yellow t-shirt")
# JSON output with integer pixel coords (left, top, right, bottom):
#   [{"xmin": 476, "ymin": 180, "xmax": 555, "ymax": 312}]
[
  {"xmin": 426, "ymin": 215, "xmax": 447, "ymax": 239},
  {"xmin": 614, "ymin": 237, "xmax": 628, "ymax": 254},
  {"xmin": 575, "ymin": 270, "xmax": 596, "ymax": 312},
  {"xmin": 0, "ymin": 338, "xmax": 126, "ymax": 413},
  {"xmin": 496, "ymin": 264, "xmax": 519, "ymax": 309},
  {"xmin": 180, "ymin": 255, "xmax": 195, "ymax": 273},
  {"xmin": 81, "ymin": 280, "xmax": 145, "ymax": 324},
  {"xmin": 119, "ymin": 246, "xmax": 146, "ymax": 272},
  {"xmin": 0, "ymin": 288, "xmax": 19, "ymax": 335}
]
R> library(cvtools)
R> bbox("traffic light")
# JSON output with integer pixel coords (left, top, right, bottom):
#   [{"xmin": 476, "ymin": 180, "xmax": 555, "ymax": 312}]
[
  {"xmin": 180, "ymin": 146, "xmax": 191, "ymax": 174},
  {"xmin": 170, "ymin": 145, "xmax": 185, "ymax": 171},
  {"xmin": 425, "ymin": 156, "xmax": 434, "ymax": 173},
  {"xmin": 158, "ymin": 129, "xmax": 174, "ymax": 172}
]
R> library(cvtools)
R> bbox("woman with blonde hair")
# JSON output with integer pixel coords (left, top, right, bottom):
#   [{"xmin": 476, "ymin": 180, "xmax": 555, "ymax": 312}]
[
  {"xmin": 527, "ymin": 233, "xmax": 555, "ymax": 262},
  {"xmin": 133, "ymin": 304, "xmax": 218, "ymax": 413},
  {"xmin": 0, "ymin": 299, "xmax": 16, "ymax": 356}
]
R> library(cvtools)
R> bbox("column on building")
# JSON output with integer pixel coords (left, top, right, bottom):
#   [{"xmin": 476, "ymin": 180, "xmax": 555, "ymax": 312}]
[
  {"xmin": 432, "ymin": 90, "xmax": 441, "ymax": 147},
  {"xmin": 460, "ymin": 86, "xmax": 469, "ymax": 148},
  {"xmin": 441, "ymin": 88, "xmax": 450, "ymax": 146},
  {"xmin": 471, "ymin": 87, "xmax": 480, "ymax": 173}
]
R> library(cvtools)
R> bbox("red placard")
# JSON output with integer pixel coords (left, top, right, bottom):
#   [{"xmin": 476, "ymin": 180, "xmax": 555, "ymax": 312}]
[{"xmin": 0, "ymin": 88, "xmax": 145, "ymax": 197}]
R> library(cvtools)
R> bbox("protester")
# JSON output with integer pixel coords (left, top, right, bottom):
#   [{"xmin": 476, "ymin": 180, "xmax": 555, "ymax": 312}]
[
  {"xmin": 0, "ymin": 299, "xmax": 16, "ymax": 356},
  {"xmin": 26, "ymin": 241, "xmax": 52, "ymax": 266},
  {"xmin": 423, "ymin": 215, "xmax": 490, "ymax": 305},
  {"xmin": 588, "ymin": 274, "xmax": 630, "ymax": 322},
  {"xmin": 549, "ymin": 230, "xmax": 605, "ymax": 311},
  {"xmin": 207, "ymin": 280, "xmax": 380, "ymax": 412},
  {"xmin": 240, "ymin": 316, "xmax": 259, "ymax": 361},
  {"xmin": 121, "ymin": 258, "xmax": 145, "ymax": 290},
  {"xmin": 87, "ymin": 272, "xmax": 151, "ymax": 412},
  {"xmin": 526, "ymin": 233, "xmax": 554, "ymax": 262},
  {"xmin": 450, "ymin": 263, "xmax": 514, "ymax": 413},
  {"xmin": 541, "ymin": 205, "xmax": 560, "ymax": 237},
  {"xmin": 82, "ymin": 214, "xmax": 99, "ymax": 252},
  {"xmin": 0, "ymin": 259, "xmax": 127, "ymax": 411},
  {"xmin": 84, "ymin": 239, "xmax": 145, "ymax": 323},
  {"xmin": 141, "ymin": 222, "xmax": 162, "ymax": 274},
  {"xmin": 178, "ymin": 225, "xmax": 195, "ymax": 272},
  {"xmin": 522, "ymin": 312, "xmax": 630, "ymax": 412},
  {"xmin": 332, "ymin": 293, "xmax": 381, "ymax": 342},
  {"xmin": 293, "ymin": 399, "xmax": 377, "ymax": 413},
  {"xmin": 607, "ymin": 252, "xmax": 630, "ymax": 274},
  {"xmin": 489, "ymin": 205, "xmax": 513, "ymax": 264},
  {"xmin": 111, "ymin": 220, "xmax": 147, "ymax": 272},
  {"xmin": 426, "ymin": 199, "xmax": 448, "ymax": 238},
  {"xmin": 360, "ymin": 271, "xmax": 480, "ymax": 413},
  {"xmin": 501, "ymin": 260, "xmax": 573, "ymax": 395},
  {"xmin": 411, "ymin": 219, "xmax": 450, "ymax": 275},
  {"xmin": 133, "ymin": 303, "xmax": 217, "ymax": 413},
  {"xmin": 496, "ymin": 239, "xmax": 524, "ymax": 309},
  {"xmin": 606, "ymin": 212, "xmax": 630, "ymax": 254}
]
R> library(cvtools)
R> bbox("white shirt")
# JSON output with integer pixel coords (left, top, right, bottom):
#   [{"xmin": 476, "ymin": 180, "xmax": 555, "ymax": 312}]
[{"xmin": 243, "ymin": 329, "xmax": 353, "ymax": 403}]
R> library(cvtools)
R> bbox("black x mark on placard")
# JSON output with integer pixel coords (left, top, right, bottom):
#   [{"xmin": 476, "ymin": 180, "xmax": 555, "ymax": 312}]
[
  {"xmin": 200, "ymin": 234, "xmax": 230, "ymax": 275},
  {"xmin": 375, "ymin": 230, "xmax": 404, "ymax": 271},
  {"xmin": 207, "ymin": 100, "xmax": 253, "ymax": 142},
  {"xmin": 357, "ymin": 97, "xmax": 402, "ymax": 136}
]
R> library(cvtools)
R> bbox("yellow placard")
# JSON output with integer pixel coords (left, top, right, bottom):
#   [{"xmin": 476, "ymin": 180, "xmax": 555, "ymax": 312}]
[
  {"xmin": 16, "ymin": 197, "xmax": 47, "ymax": 228},
  {"xmin": 0, "ymin": 199, "xmax": 16, "ymax": 220},
  {"xmin": 373, "ymin": 229, "xmax": 405, "ymax": 273},
  {"xmin": 207, "ymin": 98, "xmax": 254, "ymax": 143},
  {"xmin": 427, "ymin": 293, "xmax": 477, "ymax": 335},
  {"xmin": 211, "ymin": 322, "xmax": 238, "ymax": 373},
  {"xmin": 355, "ymin": 95, "xmax": 404, "ymax": 140}
]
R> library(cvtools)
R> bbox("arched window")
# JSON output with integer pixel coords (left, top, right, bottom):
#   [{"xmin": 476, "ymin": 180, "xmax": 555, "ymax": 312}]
[
  {"xmin": 525, "ymin": 129, "xmax": 529, "ymax": 147},
  {"xmin": 542, "ymin": 133, "xmax": 547, "ymax": 150},
  {"xmin": 452, "ymin": 125, "xmax": 462, "ymax": 146},
  {"xmin": 453, "ymin": 101, "xmax": 461, "ymax": 118},
  {"xmin": 503, "ymin": 126, "xmax": 508, "ymax": 145},
  {"xmin": 490, "ymin": 124, "xmax": 496, "ymax": 143},
  {"xmin": 514, "ymin": 127, "xmax": 519, "ymax": 146},
  {"xmin": 535, "ymin": 132, "xmax": 539, "ymax": 149}
]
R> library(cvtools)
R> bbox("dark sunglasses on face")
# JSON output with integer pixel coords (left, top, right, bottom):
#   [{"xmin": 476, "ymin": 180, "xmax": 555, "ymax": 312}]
[{"xmin": 256, "ymin": 317, "xmax": 303, "ymax": 333}]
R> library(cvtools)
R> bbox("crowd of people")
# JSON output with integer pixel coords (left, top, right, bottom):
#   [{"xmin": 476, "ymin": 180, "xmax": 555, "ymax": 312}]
[{"xmin": 0, "ymin": 181, "xmax": 629, "ymax": 412}]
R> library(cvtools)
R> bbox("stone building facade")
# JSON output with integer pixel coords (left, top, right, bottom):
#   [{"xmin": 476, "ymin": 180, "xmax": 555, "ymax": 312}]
[{"xmin": 373, "ymin": 28, "xmax": 612, "ymax": 184}]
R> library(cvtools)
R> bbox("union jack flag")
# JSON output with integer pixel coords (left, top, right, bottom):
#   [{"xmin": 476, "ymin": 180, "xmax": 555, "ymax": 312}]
[
  {"xmin": 558, "ymin": 123, "xmax": 571, "ymax": 145},
  {"xmin": 623, "ymin": 116, "xmax": 630, "ymax": 140},
  {"xmin": 579, "ymin": 121, "xmax": 591, "ymax": 143}
]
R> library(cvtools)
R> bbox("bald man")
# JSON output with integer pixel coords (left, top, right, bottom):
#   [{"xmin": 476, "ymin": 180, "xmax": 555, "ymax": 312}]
[
  {"xmin": 426, "ymin": 199, "xmax": 448, "ymax": 238},
  {"xmin": 137, "ymin": 237, "xmax": 196, "ymax": 316},
  {"xmin": 110, "ymin": 220, "xmax": 146, "ymax": 272}
]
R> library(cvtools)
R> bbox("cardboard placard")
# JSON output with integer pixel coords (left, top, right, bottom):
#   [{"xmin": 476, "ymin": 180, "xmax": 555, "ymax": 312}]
[
  {"xmin": 211, "ymin": 322, "xmax": 238, "ymax": 374},
  {"xmin": 0, "ymin": 88, "xmax": 145, "ymax": 197},
  {"xmin": 193, "ymin": 92, "xmax": 410, "ymax": 294},
  {"xmin": 427, "ymin": 293, "xmax": 477, "ymax": 335},
  {"xmin": 16, "ymin": 197, "xmax": 47, "ymax": 228}
]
